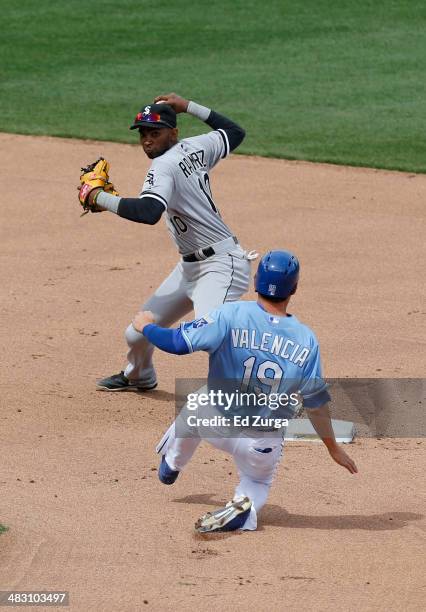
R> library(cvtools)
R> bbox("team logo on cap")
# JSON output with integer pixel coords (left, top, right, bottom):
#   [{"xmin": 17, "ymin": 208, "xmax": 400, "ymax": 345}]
[
  {"xmin": 135, "ymin": 105, "xmax": 161, "ymax": 123},
  {"xmin": 268, "ymin": 283, "xmax": 277, "ymax": 295}
]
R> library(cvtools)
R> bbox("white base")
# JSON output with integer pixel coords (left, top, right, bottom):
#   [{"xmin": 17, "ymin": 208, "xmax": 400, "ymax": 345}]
[{"xmin": 285, "ymin": 419, "xmax": 356, "ymax": 443}]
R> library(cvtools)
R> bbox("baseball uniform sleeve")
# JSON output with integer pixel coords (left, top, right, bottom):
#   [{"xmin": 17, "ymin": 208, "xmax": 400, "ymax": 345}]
[
  {"xmin": 204, "ymin": 110, "xmax": 245, "ymax": 152},
  {"xmin": 142, "ymin": 324, "xmax": 190, "ymax": 354},
  {"xmin": 188, "ymin": 132, "xmax": 229, "ymax": 170},
  {"xmin": 180, "ymin": 309, "xmax": 229, "ymax": 354},
  {"xmin": 187, "ymin": 102, "xmax": 245, "ymax": 162},
  {"xmin": 139, "ymin": 159, "xmax": 175, "ymax": 209},
  {"xmin": 298, "ymin": 342, "xmax": 331, "ymax": 408},
  {"xmin": 95, "ymin": 190, "xmax": 165, "ymax": 224},
  {"xmin": 117, "ymin": 197, "xmax": 165, "ymax": 224}
]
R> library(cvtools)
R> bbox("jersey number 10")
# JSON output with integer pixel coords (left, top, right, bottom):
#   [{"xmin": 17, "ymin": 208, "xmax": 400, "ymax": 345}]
[{"xmin": 170, "ymin": 173, "xmax": 220, "ymax": 236}]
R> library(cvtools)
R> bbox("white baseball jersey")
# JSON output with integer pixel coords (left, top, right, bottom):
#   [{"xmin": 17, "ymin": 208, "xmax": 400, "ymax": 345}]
[{"xmin": 140, "ymin": 131, "xmax": 234, "ymax": 254}]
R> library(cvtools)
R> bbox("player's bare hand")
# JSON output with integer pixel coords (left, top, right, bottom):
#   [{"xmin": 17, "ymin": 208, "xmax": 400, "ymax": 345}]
[
  {"xmin": 132, "ymin": 310, "xmax": 155, "ymax": 333},
  {"xmin": 154, "ymin": 93, "xmax": 189, "ymax": 113},
  {"xmin": 328, "ymin": 445, "xmax": 358, "ymax": 474}
]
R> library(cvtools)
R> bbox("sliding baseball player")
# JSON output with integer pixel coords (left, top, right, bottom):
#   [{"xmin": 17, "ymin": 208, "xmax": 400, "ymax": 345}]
[{"xmin": 132, "ymin": 250, "xmax": 358, "ymax": 532}]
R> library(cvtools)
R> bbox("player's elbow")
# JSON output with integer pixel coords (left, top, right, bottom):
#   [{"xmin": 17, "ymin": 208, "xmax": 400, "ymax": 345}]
[
  {"xmin": 228, "ymin": 125, "xmax": 245, "ymax": 151},
  {"xmin": 235, "ymin": 126, "xmax": 246, "ymax": 146},
  {"xmin": 144, "ymin": 209, "xmax": 163, "ymax": 225},
  {"xmin": 237, "ymin": 125, "xmax": 246, "ymax": 141},
  {"xmin": 140, "ymin": 198, "xmax": 165, "ymax": 224}
]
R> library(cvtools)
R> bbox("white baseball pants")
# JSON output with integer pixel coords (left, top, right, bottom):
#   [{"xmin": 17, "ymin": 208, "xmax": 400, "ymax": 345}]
[
  {"xmin": 123, "ymin": 240, "xmax": 252, "ymax": 383},
  {"xmin": 156, "ymin": 408, "xmax": 285, "ymax": 531}
]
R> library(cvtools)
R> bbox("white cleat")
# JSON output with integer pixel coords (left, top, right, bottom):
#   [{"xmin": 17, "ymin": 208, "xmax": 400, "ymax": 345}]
[{"xmin": 195, "ymin": 497, "xmax": 252, "ymax": 533}]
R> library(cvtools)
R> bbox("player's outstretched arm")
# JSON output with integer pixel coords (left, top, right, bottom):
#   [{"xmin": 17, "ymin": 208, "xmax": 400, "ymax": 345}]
[
  {"xmin": 132, "ymin": 311, "xmax": 190, "ymax": 355},
  {"xmin": 87, "ymin": 189, "xmax": 165, "ymax": 225},
  {"xmin": 133, "ymin": 309, "xmax": 227, "ymax": 355},
  {"xmin": 155, "ymin": 92, "xmax": 245, "ymax": 152},
  {"xmin": 307, "ymin": 405, "xmax": 358, "ymax": 474}
]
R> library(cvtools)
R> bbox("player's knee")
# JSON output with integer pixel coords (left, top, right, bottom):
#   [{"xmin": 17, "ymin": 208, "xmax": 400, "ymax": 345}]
[{"xmin": 125, "ymin": 323, "xmax": 144, "ymax": 346}]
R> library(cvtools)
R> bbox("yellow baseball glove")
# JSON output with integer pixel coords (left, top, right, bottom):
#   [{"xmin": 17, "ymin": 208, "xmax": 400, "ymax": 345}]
[{"xmin": 78, "ymin": 157, "xmax": 119, "ymax": 214}]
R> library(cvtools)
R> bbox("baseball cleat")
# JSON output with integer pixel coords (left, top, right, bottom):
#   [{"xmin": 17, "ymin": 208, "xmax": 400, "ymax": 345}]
[
  {"xmin": 96, "ymin": 371, "xmax": 157, "ymax": 391},
  {"xmin": 158, "ymin": 456, "xmax": 180, "ymax": 485},
  {"xmin": 195, "ymin": 497, "xmax": 252, "ymax": 533}
]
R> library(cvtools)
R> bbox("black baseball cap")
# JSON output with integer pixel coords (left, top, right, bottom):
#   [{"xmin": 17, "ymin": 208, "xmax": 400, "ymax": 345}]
[{"xmin": 129, "ymin": 103, "xmax": 177, "ymax": 130}]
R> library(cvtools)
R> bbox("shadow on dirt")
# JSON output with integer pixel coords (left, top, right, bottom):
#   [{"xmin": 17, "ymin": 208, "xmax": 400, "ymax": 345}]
[{"xmin": 174, "ymin": 494, "xmax": 423, "ymax": 531}]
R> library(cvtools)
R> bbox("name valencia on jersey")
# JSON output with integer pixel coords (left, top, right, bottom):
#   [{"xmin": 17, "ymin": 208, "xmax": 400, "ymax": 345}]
[{"xmin": 230, "ymin": 328, "xmax": 310, "ymax": 367}]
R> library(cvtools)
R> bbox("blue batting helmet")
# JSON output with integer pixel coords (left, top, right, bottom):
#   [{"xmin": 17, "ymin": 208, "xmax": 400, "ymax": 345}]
[{"xmin": 255, "ymin": 250, "xmax": 300, "ymax": 299}]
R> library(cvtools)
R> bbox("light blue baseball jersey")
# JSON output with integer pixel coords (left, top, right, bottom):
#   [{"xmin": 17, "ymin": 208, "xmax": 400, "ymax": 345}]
[{"xmin": 180, "ymin": 301, "xmax": 330, "ymax": 415}]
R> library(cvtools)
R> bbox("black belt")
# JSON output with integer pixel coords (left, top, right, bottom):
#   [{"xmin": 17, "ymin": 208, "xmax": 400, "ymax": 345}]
[
  {"xmin": 183, "ymin": 246, "xmax": 215, "ymax": 262},
  {"xmin": 182, "ymin": 237, "xmax": 238, "ymax": 263}
]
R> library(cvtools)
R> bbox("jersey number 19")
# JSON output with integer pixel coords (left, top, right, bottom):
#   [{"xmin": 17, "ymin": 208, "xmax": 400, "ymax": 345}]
[{"xmin": 241, "ymin": 357, "xmax": 283, "ymax": 394}]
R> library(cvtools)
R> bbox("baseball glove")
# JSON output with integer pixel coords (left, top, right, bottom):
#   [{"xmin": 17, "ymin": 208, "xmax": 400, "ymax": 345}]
[{"xmin": 78, "ymin": 157, "xmax": 119, "ymax": 215}]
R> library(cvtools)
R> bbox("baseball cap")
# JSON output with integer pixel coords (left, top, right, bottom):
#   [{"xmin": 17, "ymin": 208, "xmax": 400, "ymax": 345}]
[{"xmin": 129, "ymin": 103, "xmax": 177, "ymax": 130}]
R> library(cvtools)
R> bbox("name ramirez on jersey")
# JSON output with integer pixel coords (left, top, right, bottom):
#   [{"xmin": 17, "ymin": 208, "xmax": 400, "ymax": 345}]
[{"xmin": 178, "ymin": 149, "xmax": 206, "ymax": 177}]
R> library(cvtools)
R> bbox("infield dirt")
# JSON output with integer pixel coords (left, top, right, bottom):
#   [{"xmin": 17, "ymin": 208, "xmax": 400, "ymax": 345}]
[{"xmin": 0, "ymin": 133, "xmax": 425, "ymax": 611}]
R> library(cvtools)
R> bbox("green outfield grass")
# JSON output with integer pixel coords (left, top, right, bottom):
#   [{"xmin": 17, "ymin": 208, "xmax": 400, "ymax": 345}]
[{"xmin": 1, "ymin": 0, "xmax": 426, "ymax": 171}]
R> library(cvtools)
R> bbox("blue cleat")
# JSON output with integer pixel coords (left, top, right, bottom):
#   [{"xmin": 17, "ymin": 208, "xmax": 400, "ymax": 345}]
[
  {"xmin": 195, "ymin": 497, "xmax": 252, "ymax": 533},
  {"xmin": 158, "ymin": 456, "xmax": 180, "ymax": 485}
]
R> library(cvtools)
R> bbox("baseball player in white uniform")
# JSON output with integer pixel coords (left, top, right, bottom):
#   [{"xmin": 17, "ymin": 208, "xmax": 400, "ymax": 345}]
[
  {"xmin": 85, "ymin": 93, "xmax": 255, "ymax": 391},
  {"xmin": 132, "ymin": 251, "xmax": 358, "ymax": 532}
]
